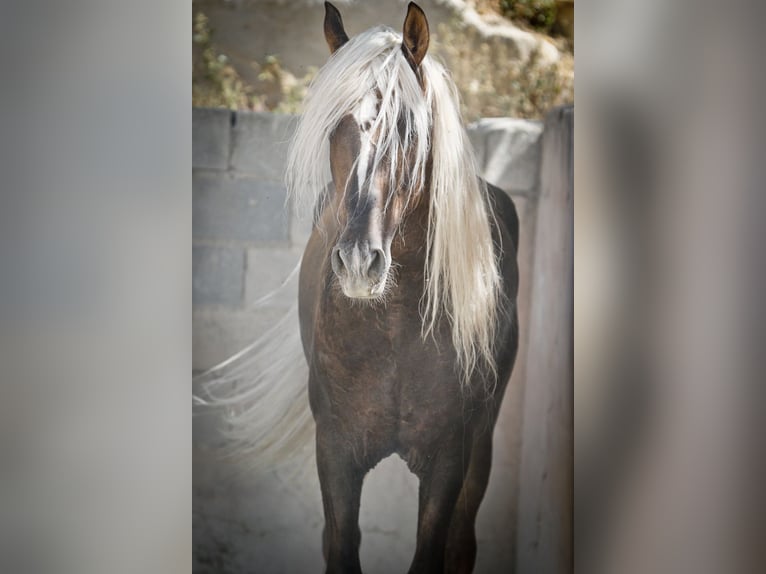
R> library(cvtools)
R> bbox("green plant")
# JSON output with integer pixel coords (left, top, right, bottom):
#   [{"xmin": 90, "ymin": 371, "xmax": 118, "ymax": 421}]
[
  {"xmin": 499, "ymin": 0, "xmax": 557, "ymax": 33},
  {"xmin": 192, "ymin": 11, "xmax": 573, "ymax": 120},
  {"xmin": 256, "ymin": 55, "xmax": 317, "ymax": 114},
  {"xmin": 192, "ymin": 11, "xmax": 316, "ymax": 112},
  {"xmin": 434, "ymin": 20, "xmax": 573, "ymax": 121},
  {"xmin": 193, "ymin": 12, "xmax": 254, "ymax": 109}
]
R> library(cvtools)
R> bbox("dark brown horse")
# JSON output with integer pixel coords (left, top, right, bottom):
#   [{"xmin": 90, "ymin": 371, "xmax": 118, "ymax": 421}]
[
  {"xmin": 294, "ymin": 4, "xmax": 519, "ymax": 572},
  {"xmin": 201, "ymin": 3, "xmax": 519, "ymax": 572}
]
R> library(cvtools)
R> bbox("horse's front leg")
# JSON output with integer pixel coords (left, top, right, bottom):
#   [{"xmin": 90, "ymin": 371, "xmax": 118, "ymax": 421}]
[
  {"xmin": 316, "ymin": 423, "xmax": 365, "ymax": 574},
  {"xmin": 408, "ymin": 443, "xmax": 467, "ymax": 574},
  {"xmin": 445, "ymin": 431, "xmax": 494, "ymax": 574}
]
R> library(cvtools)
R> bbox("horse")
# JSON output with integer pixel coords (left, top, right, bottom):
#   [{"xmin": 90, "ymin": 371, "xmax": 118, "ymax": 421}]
[{"xmin": 201, "ymin": 3, "xmax": 519, "ymax": 573}]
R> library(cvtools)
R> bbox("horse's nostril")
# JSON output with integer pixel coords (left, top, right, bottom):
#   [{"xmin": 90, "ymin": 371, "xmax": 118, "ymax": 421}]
[
  {"xmin": 367, "ymin": 248, "xmax": 386, "ymax": 280},
  {"xmin": 331, "ymin": 247, "xmax": 346, "ymax": 275}
]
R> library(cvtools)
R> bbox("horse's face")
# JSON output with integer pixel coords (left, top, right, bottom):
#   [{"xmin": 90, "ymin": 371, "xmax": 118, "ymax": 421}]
[
  {"xmin": 324, "ymin": 2, "xmax": 430, "ymax": 300},
  {"xmin": 328, "ymin": 94, "xmax": 419, "ymax": 299}
]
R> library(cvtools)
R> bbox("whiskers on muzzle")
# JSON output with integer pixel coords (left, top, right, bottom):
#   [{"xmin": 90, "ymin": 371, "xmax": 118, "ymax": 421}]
[
  {"xmin": 331, "ymin": 249, "xmax": 399, "ymax": 305},
  {"xmin": 331, "ymin": 241, "xmax": 392, "ymax": 300}
]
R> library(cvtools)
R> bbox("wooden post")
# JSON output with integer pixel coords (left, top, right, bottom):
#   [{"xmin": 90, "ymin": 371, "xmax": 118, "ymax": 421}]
[{"xmin": 515, "ymin": 105, "xmax": 573, "ymax": 574}]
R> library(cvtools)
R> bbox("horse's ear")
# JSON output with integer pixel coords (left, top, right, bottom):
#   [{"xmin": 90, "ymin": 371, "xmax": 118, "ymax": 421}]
[
  {"xmin": 402, "ymin": 2, "xmax": 429, "ymax": 70},
  {"xmin": 324, "ymin": 2, "xmax": 349, "ymax": 54}
]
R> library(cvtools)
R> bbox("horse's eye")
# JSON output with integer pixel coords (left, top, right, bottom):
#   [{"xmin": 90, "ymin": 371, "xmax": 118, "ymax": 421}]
[{"xmin": 361, "ymin": 121, "xmax": 372, "ymax": 132}]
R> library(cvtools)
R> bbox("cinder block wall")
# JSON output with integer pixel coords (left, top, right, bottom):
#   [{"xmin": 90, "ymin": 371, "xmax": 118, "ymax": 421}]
[
  {"xmin": 193, "ymin": 110, "xmax": 306, "ymax": 370},
  {"xmin": 193, "ymin": 108, "xmax": 543, "ymax": 573}
]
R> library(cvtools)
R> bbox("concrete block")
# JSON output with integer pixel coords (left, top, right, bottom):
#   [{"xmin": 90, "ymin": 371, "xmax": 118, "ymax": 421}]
[
  {"xmin": 193, "ymin": 245, "xmax": 245, "ymax": 307},
  {"xmin": 244, "ymin": 247, "xmax": 303, "ymax": 306},
  {"xmin": 230, "ymin": 112, "xmax": 299, "ymax": 181},
  {"xmin": 193, "ymin": 108, "xmax": 231, "ymax": 170},
  {"xmin": 193, "ymin": 171, "xmax": 290, "ymax": 244},
  {"xmin": 468, "ymin": 118, "xmax": 543, "ymax": 195}
]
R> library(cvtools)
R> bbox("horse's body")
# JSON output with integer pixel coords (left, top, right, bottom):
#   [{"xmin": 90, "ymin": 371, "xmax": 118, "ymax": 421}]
[
  {"xmin": 203, "ymin": 3, "xmax": 520, "ymax": 573},
  {"xmin": 293, "ymin": 6, "xmax": 520, "ymax": 572},
  {"xmin": 299, "ymin": 183, "xmax": 518, "ymax": 573}
]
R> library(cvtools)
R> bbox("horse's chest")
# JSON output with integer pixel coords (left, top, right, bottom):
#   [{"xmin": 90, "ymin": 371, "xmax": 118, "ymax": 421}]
[{"xmin": 310, "ymin": 300, "xmax": 465, "ymax": 462}]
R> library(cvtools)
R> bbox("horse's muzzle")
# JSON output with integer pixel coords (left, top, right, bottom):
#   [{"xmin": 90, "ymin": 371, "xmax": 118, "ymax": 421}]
[{"xmin": 331, "ymin": 242, "xmax": 389, "ymax": 298}]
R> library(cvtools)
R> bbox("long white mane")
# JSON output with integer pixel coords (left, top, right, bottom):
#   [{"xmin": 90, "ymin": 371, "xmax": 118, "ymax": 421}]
[{"xmin": 286, "ymin": 26, "xmax": 502, "ymax": 382}]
